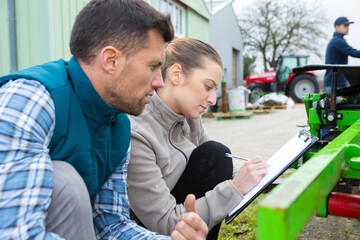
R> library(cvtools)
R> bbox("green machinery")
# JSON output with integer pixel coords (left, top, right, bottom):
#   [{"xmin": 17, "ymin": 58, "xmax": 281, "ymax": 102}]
[{"xmin": 257, "ymin": 65, "xmax": 360, "ymax": 239}]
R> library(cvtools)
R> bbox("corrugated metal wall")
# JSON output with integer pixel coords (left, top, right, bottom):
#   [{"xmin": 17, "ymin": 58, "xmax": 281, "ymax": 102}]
[
  {"xmin": 51, "ymin": 0, "xmax": 90, "ymax": 61},
  {"xmin": 186, "ymin": 8, "xmax": 209, "ymax": 43},
  {"xmin": 150, "ymin": 0, "xmax": 210, "ymax": 43},
  {"xmin": 0, "ymin": 0, "xmax": 11, "ymax": 75},
  {"xmin": 0, "ymin": 0, "xmax": 90, "ymax": 76},
  {"xmin": 0, "ymin": 0, "xmax": 210, "ymax": 76}
]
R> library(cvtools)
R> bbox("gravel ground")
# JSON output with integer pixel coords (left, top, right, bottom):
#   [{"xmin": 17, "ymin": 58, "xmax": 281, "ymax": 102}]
[{"xmin": 202, "ymin": 104, "xmax": 360, "ymax": 239}]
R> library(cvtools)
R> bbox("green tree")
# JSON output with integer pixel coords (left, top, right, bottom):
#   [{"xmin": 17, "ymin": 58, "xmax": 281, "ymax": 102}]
[
  {"xmin": 238, "ymin": 0, "xmax": 327, "ymax": 71},
  {"xmin": 243, "ymin": 54, "xmax": 257, "ymax": 78}
]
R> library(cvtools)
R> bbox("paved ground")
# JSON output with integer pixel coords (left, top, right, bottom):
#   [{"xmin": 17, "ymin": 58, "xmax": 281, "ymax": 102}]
[
  {"xmin": 203, "ymin": 104, "xmax": 306, "ymax": 163},
  {"xmin": 202, "ymin": 104, "xmax": 360, "ymax": 239}
]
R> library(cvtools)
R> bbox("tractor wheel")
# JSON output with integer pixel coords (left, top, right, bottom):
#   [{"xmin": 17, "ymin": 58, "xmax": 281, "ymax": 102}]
[
  {"xmin": 248, "ymin": 84, "xmax": 265, "ymax": 103},
  {"xmin": 288, "ymin": 74, "xmax": 319, "ymax": 103}
]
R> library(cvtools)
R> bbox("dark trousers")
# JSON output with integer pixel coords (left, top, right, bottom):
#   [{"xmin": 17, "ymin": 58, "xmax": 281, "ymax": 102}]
[{"xmin": 171, "ymin": 141, "xmax": 233, "ymax": 240}]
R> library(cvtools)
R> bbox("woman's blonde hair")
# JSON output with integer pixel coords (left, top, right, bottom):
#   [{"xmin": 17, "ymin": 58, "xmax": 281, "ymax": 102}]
[{"xmin": 161, "ymin": 38, "xmax": 223, "ymax": 79}]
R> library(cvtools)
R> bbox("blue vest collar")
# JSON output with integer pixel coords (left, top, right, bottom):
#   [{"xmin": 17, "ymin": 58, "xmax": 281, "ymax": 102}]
[{"xmin": 67, "ymin": 57, "xmax": 120, "ymax": 123}]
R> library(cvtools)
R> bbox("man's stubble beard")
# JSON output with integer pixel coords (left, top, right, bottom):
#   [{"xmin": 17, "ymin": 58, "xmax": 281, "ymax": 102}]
[
  {"xmin": 104, "ymin": 63, "xmax": 147, "ymax": 116},
  {"xmin": 107, "ymin": 92, "xmax": 145, "ymax": 116}
]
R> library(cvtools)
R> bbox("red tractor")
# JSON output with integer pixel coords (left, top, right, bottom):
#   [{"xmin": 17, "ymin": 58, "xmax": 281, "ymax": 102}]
[{"xmin": 246, "ymin": 55, "xmax": 320, "ymax": 103}]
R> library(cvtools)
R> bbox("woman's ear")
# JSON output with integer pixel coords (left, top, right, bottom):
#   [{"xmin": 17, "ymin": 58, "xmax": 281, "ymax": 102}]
[
  {"xmin": 169, "ymin": 64, "xmax": 182, "ymax": 86},
  {"xmin": 100, "ymin": 46, "xmax": 125, "ymax": 74}
]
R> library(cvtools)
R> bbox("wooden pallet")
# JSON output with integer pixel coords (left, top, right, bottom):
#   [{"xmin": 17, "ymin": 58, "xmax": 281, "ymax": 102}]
[
  {"xmin": 215, "ymin": 111, "xmax": 253, "ymax": 120},
  {"xmin": 252, "ymin": 109, "xmax": 273, "ymax": 115},
  {"xmin": 246, "ymin": 104, "xmax": 287, "ymax": 110}
]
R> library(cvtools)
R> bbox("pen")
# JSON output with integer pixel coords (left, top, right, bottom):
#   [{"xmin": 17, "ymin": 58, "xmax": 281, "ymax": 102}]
[
  {"xmin": 225, "ymin": 153, "xmax": 270, "ymax": 167},
  {"xmin": 225, "ymin": 153, "xmax": 250, "ymax": 161}
]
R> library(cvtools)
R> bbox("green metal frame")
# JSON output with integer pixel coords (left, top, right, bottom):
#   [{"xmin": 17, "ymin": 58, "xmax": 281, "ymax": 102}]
[
  {"xmin": 257, "ymin": 118, "xmax": 360, "ymax": 239},
  {"xmin": 257, "ymin": 92, "xmax": 360, "ymax": 239}
]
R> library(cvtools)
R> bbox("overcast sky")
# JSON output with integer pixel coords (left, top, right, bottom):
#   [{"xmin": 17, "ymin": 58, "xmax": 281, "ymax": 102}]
[{"xmin": 232, "ymin": 0, "xmax": 360, "ymax": 73}]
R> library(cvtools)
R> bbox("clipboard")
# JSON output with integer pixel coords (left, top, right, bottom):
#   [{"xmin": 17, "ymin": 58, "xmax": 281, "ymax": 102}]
[{"xmin": 225, "ymin": 129, "xmax": 318, "ymax": 224}]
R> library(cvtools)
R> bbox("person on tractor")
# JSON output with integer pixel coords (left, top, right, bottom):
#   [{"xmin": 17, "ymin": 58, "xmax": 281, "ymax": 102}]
[{"xmin": 324, "ymin": 16, "xmax": 360, "ymax": 93}]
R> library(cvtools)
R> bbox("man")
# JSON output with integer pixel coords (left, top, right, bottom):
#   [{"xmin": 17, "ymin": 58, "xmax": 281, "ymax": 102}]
[
  {"xmin": 324, "ymin": 16, "xmax": 360, "ymax": 93},
  {"xmin": 0, "ymin": 0, "xmax": 207, "ymax": 239}
]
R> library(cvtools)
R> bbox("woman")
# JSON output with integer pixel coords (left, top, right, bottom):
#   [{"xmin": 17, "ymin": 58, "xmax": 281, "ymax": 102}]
[{"xmin": 127, "ymin": 38, "xmax": 268, "ymax": 239}]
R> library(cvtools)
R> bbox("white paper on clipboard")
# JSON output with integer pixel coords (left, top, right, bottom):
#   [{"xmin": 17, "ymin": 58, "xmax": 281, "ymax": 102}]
[{"xmin": 226, "ymin": 129, "xmax": 318, "ymax": 223}]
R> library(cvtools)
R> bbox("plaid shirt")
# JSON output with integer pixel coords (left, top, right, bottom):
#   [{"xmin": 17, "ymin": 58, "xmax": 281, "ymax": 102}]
[
  {"xmin": 93, "ymin": 145, "xmax": 170, "ymax": 240},
  {"xmin": 0, "ymin": 79, "xmax": 170, "ymax": 240}
]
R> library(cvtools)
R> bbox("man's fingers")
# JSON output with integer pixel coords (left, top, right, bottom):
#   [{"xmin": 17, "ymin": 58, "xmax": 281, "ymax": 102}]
[
  {"xmin": 185, "ymin": 194, "xmax": 196, "ymax": 213},
  {"xmin": 176, "ymin": 212, "xmax": 208, "ymax": 240},
  {"xmin": 171, "ymin": 229, "xmax": 187, "ymax": 240}
]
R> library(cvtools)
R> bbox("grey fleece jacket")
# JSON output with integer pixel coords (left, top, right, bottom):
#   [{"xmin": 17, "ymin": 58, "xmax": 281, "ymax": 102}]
[{"xmin": 127, "ymin": 92, "xmax": 243, "ymax": 235}]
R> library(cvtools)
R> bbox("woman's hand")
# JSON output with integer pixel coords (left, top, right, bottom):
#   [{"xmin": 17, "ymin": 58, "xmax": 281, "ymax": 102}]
[{"xmin": 231, "ymin": 156, "xmax": 268, "ymax": 195}]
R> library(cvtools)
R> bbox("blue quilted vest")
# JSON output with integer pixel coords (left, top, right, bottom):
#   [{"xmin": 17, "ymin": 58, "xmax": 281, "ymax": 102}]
[{"xmin": 0, "ymin": 57, "xmax": 130, "ymax": 197}]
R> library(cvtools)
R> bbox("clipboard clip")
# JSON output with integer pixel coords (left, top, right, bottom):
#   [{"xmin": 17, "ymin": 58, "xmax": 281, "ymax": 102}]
[{"xmin": 298, "ymin": 129, "xmax": 313, "ymax": 142}]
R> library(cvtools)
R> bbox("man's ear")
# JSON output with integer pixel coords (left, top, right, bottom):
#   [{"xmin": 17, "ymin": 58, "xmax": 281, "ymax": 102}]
[
  {"xmin": 169, "ymin": 64, "xmax": 182, "ymax": 86},
  {"xmin": 100, "ymin": 46, "xmax": 125, "ymax": 73}
]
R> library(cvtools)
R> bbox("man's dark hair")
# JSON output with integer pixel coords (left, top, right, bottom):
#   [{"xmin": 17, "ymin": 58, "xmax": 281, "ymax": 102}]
[{"xmin": 70, "ymin": 0, "xmax": 174, "ymax": 64}]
